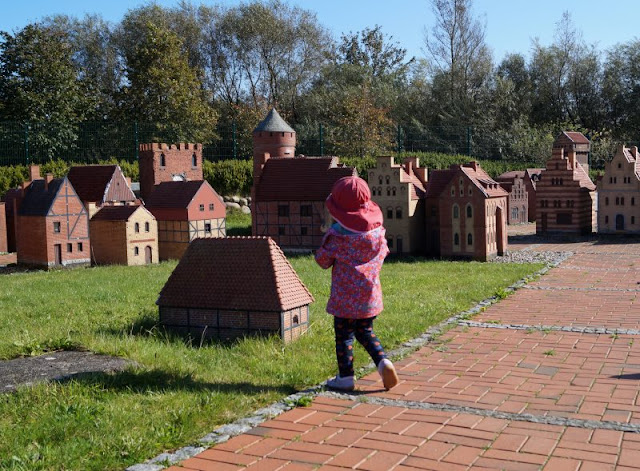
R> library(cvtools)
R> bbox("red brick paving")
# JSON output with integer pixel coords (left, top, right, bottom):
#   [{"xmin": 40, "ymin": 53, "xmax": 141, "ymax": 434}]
[{"xmin": 169, "ymin": 239, "xmax": 640, "ymax": 470}]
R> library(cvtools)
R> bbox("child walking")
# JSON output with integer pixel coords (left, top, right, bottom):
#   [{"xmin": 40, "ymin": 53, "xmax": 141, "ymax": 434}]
[{"xmin": 315, "ymin": 175, "xmax": 398, "ymax": 391}]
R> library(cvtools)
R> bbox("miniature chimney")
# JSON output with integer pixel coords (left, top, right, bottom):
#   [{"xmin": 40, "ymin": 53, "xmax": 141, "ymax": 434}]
[
  {"xmin": 44, "ymin": 173, "xmax": 53, "ymax": 191},
  {"xmin": 631, "ymin": 146, "xmax": 638, "ymax": 159},
  {"xmin": 29, "ymin": 165, "xmax": 40, "ymax": 182},
  {"xmin": 568, "ymin": 150, "xmax": 577, "ymax": 169}
]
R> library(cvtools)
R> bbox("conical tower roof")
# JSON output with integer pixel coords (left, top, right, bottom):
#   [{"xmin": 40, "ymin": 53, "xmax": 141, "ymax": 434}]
[{"xmin": 253, "ymin": 108, "xmax": 295, "ymax": 133}]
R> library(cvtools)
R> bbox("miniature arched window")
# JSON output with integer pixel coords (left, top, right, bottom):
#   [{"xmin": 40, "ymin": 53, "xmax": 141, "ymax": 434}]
[
  {"xmin": 387, "ymin": 188, "xmax": 391, "ymax": 196},
  {"xmin": 467, "ymin": 233, "xmax": 473, "ymax": 245},
  {"xmin": 145, "ymin": 222, "xmax": 150, "ymax": 232},
  {"xmin": 614, "ymin": 177, "xmax": 617, "ymax": 183},
  {"xmin": 135, "ymin": 222, "xmax": 140, "ymax": 233},
  {"xmin": 379, "ymin": 176, "xmax": 383, "ymax": 184},
  {"xmin": 160, "ymin": 153, "xmax": 166, "ymax": 167},
  {"xmin": 453, "ymin": 204, "xmax": 459, "ymax": 219},
  {"xmin": 454, "ymin": 233, "xmax": 460, "ymax": 245},
  {"xmin": 468, "ymin": 187, "xmax": 472, "ymax": 196},
  {"xmin": 378, "ymin": 187, "xmax": 382, "ymax": 195},
  {"xmin": 450, "ymin": 187, "xmax": 455, "ymax": 196},
  {"xmin": 392, "ymin": 187, "xmax": 396, "ymax": 196},
  {"xmin": 632, "ymin": 197, "xmax": 635, "ymax": 206},
  {"xmin": 292, "ymin": 315, "xmax": 299, "ymax": 325},
  {"xmin": 372, "ymin": 188, "xmax": 376, "ymax": 196},
  {"xmin": 386, "ymin": 176, "xmax": 390, "ymax": 184},
  {"xmin": 616, "ymin": 197, "xmax": 620, "ymax": 205},
  {"xmin": 396, "ymin": 207, "xmax": 402, "ymax": 219},
  {"xmin": 618, "ymin": 163, "xmax": 622, "ymax": 168},
  {"xmin": 466, "ymin": 205, "xmax": 472, "ymax": 218},
  {"xmin": 192, "ymin": 153, "xmax": 197, "ymax": 167},
  {"xmin": 605, "ymin": 197, "xmax": 609, "ymax": 206},
  {"xmin": 387, "ymin": 207, "xmax": 393, "ymax": 219},
  {"xmin": 134, "ymin": 247, "xmax": 139, "ymax": 255}
]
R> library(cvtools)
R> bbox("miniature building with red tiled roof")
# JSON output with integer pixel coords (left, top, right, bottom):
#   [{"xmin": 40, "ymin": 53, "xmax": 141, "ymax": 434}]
[
  {"xmin": 425, "ymin": 162, "xmax": 508, "ymax": 261},
  {"xmin": 368, "ymin": 156, "xmax": 427, "ymax": 254},
  {"xmin": 597, "ymin": 145, "xmax": 640, "ymax": 234},
  {"xmin": 145, "ymin": 180, "xmax": 225, "ymax": 260},
  {"xmin": 17, "ymin": 175, "xmax": 90, "ymax": 268},
  {"xmin": 157, "ymin": 237, "xmax": 314, "ymax": 343},
  {"xmin": 553, "ymin": 131, "xmax": 591, "ymax": 174},
  {"xmin": 67, "ymin": 165, "xmax": 136, "ymax": 217},
  {"xmin": 537, "ymin": 134, "xmax": 596, "ymax": 235},
  {"xmin": 90, "ymin": 204, "xmax": 159, "ymax": 265},
  {"xmin": 139, "ymin": 143, "xmax": 203, "ymax": 201},
  {"xmin": 251, "ymin": 109, "xmax": 355, "ymax": 249},
  {"xmin": 495, "ymin": 171, "xmax": 528, "ymax": 225}
]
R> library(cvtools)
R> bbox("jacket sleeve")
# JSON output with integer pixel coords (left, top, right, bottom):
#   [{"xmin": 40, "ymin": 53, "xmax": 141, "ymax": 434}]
[{"xmin": 315, "ymin": 232, "xmax": 336, "ymax": 269}]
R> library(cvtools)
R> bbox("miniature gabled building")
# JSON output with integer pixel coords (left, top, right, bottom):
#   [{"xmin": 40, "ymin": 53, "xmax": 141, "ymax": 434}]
[
  {"xmin": 157, "ymin": 237, "xmax": 314, "ymax": 343},
  {"xmin": 536, "ymin": 136, "xmax": 596, "ymax": 235},
  {"xmin": 597, "ymin": 145, "xmax": 640, "ymax": 234},
  {"xmin": 425, "ymin": 162, "xmax": 508, "ymax": 261},
  {"xmin": 67, "ymin": 165, "xmax": 136, "ymax": 217},
  {"xmin": 553, "ymin": 131, "xmax": 591, "ymax": 174},
  {"xmin": 368, "ymin": 156, "xmax": 427, "ymax": 254},
  {"xmin": 495, "ymin": 171, "xmax": 528, "ymax": 225},
  {"xmin": 17, "ymin": 176, "xmax": 90, "ymax": 268},
  {"xmin": 145, "ymin": 180, "xmax": 225, "ymax": 260},
  {"xmin": 139, "ymin": 143, "xmax": 203, "ymax": 201},
  {"xmin": 90, "ymin": 205, "xmax": 159, "ymax": 265}
]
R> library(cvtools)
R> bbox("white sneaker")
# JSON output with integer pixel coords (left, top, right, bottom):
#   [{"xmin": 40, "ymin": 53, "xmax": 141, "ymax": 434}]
[
  {"xmin": 326, "ymin": 375, "xmax": 355, "ymax": 391},
  {"xmin": 378, "ymin": 359, "xmax": 399, "ymax": 390}
]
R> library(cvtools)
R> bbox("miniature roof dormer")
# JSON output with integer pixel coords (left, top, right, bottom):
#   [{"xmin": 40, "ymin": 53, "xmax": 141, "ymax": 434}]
[{"xmin": 253, "ymin": 108, "xmax": 296, "ymax": 133}]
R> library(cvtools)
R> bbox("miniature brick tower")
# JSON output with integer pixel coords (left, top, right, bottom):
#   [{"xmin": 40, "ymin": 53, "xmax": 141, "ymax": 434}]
[
  {"xmin": 138, "ymin": 143, "xmax": 203, "ymax": 201},
  {"xmin": 552, "ymin": 131, "xmax": 591, "ymax": 174},
  {"xmin": 252, "ymin": 108, "xmax": 296, "ymax": 189}
]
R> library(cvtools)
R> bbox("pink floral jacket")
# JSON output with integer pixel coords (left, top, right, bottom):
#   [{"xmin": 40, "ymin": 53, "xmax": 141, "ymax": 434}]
[{"xmin": 315, "ymin": 225, "xmax": 389, "ymax": 319}]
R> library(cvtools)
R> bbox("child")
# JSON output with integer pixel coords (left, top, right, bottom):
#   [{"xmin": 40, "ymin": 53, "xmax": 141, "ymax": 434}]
[{"xmin": 315, "ymin": 175, "xmax": 399, "ymax": 391}]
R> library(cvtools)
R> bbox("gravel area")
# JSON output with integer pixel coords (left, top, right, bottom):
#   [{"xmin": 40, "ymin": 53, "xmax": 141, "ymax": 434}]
[{"xmin": 491, "ymin": 250, "xmax": 572, "ymax": 265}]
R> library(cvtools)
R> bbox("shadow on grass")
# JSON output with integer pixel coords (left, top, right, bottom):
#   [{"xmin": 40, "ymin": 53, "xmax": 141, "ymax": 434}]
[{"xmin": 59, "ymin": 368, "xmax": 295, "ymax": 396}]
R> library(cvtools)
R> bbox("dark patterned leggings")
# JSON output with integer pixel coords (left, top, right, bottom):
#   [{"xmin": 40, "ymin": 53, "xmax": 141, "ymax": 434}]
[{"xmin": 334, "ymin": 316, "xmax": 387, "ymax": 378}]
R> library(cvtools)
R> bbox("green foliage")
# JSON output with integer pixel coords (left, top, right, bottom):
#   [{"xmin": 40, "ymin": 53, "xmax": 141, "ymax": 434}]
[{"xmin": 202, "ymin": 159, "xmax": 253, "ymax": 196}]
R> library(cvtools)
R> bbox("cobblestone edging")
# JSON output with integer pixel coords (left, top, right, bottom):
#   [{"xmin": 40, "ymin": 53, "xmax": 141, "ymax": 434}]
[
  {"xmin": 459, "ymin": 320, "xmax": 640, "ymax": 336},
  {"xmin": 125, "ymin": 252, "xmax": 571, "ymax": 471},
  {"xmin": 320, "ymin": 392, "xmax": 640, "ymax": 433}
]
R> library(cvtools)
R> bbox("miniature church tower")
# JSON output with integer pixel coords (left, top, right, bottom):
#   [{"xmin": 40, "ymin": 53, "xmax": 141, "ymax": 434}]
[{"xmin": 138, "ymin": 143, "xmax": 203, "ymax": 201}]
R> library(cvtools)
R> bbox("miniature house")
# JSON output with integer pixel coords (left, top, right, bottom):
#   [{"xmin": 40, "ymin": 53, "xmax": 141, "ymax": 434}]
[
  {"xmin": 139, "ymin": 143, "xmax": 203, "ymax": 201},
  {"xmin": 597, "ymin": 145, "xmax": 640, "ymax": 234},
  {"xmin": 90, "ymin": 205, "xmax": 159, "ymax": 265},
  {"xmin": 157, "ymin": 237, "xmax": 314, "ymax": 343},
  {"xmin": 425, "ymin": 162, "xmax": 508, "ymax": 261},
  {"xmin": 536, "ymin": 135, "xmax": 596, "ymax": 235},
  {"xmin": 251, "ymin": 108, "xmax": 354, "ymax": 249},
  {"xmin": 0, "ymin": 202, "xmax": 7, "ymax": 253},
  {"xmin": 67, "ymin": 165, "xmax": 136, "ymax": 217},
  {"xmin": 495, "ymin": 171, "xmax": 528, "ymax": 224},
  {"xmin": 553, "ymin": 131, "xmax": 591, "ymax": 174},
  {"xmin": 145, "ymin": 180, "xmax": 225, "ymax": 260},
  {"xmin": 3, "ymin": 165, "xmax": 41, "ymax": 253},
  {"xmin": 17, "ymin": 176, "xmax": 90, "ymax": 268},
  {"xmin": 368, "ymin": 156, "xmax": 427, "ymax": 254}
]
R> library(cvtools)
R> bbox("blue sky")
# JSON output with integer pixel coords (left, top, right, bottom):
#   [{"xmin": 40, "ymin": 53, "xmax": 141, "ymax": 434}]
[{"xmin": 0, "ymin": 0, "xmax": 637, "ymax": 63}]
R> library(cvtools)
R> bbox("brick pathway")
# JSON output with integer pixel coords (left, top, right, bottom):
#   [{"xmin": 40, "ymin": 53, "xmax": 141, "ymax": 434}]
[{"xmin": 164, "ymin": 239, "xmax": 640, "ymax": 470}]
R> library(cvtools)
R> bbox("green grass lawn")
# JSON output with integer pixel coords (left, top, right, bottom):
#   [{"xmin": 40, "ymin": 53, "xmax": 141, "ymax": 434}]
[{"xmin": 0, "ymin": 223, "xmax": 543, "ymax": 470}]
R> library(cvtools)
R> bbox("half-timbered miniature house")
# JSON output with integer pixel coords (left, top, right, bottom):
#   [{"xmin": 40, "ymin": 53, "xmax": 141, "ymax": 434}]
[
  {"xmin": 145, "ymin": 180, "xmax": 225, "ymax": 260},
  {"xmin": 157, "ymin": 237, "xmax": 314, "ymax": 343},
  {"xmin": 536, "ymin": 136, "xmax": 596, "ymax": 235},
  {"xmin": 495, "ymin": 171, "xmax": 529, "ymax": 224},
  {"xmin": 597, "ymin": 145, "xmax": 640, "ymax": 234},
  {"xmin": 425, "ymin": 162, "xmax": 508, "ymax": 261},
  {"xmin": 138, "ymin": 143, "xmax": 203, "ymax": 201},
  {"xmin": 368, "ymin": 156, "xmax": 427, "ymax": 254},
  {"xmin": 17, "ymin": 175, "xmax": 90, "ymax": 268},
  {"xmin": 90, "ymin": 205, "xmax": 159, "ymax": 265},
  {"xmin": 67, "ymin": 165, "xmax": 137, "ymax": 217}
]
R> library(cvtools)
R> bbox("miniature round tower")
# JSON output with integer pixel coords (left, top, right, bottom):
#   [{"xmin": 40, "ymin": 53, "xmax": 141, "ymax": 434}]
[{"xmin": 252, "ymin": 108, "xmax": 296, "ymax": 186}]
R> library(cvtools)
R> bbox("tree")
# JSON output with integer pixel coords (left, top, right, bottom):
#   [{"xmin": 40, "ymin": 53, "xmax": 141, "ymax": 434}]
[
  {"xmin": 119, "ymin": 21, "xmax": 217, "ymax": 142},
  {"xmin": 0, "ymin": 23, "xmax": 91, "ymax": 158}
]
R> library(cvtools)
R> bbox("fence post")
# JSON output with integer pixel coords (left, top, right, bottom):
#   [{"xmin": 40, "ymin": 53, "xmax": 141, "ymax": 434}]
[
  {"xmin": 466, "ymin": 126, "xmax": 472, "ymax": 157},
  {"xmin": 319, "ymin": 123, "xmax": 324, "ymax": 156},
  {"xmin": 134, "ymin": 121, "xmax": 139, "ymax": 160},
  {"xmin": 24, "ymin": 122, "xmax": 29, "ymax": 165},
  {"xmin": 232, "ymin": 121, "xmax": 237, "ymax": 159}
]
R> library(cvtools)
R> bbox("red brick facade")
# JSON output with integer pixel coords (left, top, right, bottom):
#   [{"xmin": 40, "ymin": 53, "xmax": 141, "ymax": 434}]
[
  {"xmin": 553, "ymin": 131, "xmax": 591, "ymax": 174},
  {"xmin": 17, "ymin": 178, "xmax": 90, "ymax": 268},
  {"xmin": 524, "ymin": 169, "xmax": 543, "ymax": 223},
  {"xmin": 0, "ymin": 202, "xmax": 6, "ymax": 253},
  {"xmin": 138, "ymin": 143, "xmax": 203, "ymax": 201},
  {"xmin": 495, "ymin": 172, "xmax": 529, "ymax": 225}
]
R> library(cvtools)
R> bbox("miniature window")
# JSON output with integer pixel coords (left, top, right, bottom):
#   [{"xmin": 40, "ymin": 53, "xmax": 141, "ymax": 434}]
[
  {"xmin": 468, "ymin": 188, "xmax": 472, "ymax": 196},
  {"xmin": 619, "ymin": 163, "xmax": 622, "ymax": 168},
  {"xmin": 53, "ymin": 221, "xmax": 61, "ymax": 233},
  {"xmin": 77, "ymin": 242, "xmax": 83, "ymax": 252},
  {"xmin": 278, "ymin": 205, "xmax": 289, "ymax": 217},
  {"xmin": 145, "ymin": 222, "xmax": 150, "ymax": 232},
  {"xmin": 67, "ymin": 243, "xmax": 72, "ymax": 253},
  {"xmin": 192, "ymin": 153, "xmax": 197, "ymax": 167},
  {"xmin": 610, "ymin": 177, "xmax": 613, "ymax": 183},
  {"xmin": 386, "ymin": 176, "xmax": 390, "ymax": 184},
  {"xmin": 300, "ymin": 205, "xmax": 312, "ymax": 217},
  {"xmin": 378, "ymin": 187, "xmax": 382, "ymax": 195},
  {"xmin": 632, "ymin": 197, "xmax": 635, "ymax": 206},
  {"xmin": 301, "ymin": 227, "xmax": 308, "ymax": 235},
  {"xmin": 387, "ymin": 188, "xmax": 391, "ymax": 196},
  {"xmin": 209, "ymin": 203, "xmax": 214, "ymax": 211},
  {"xmin": 387, "ymin": 237, "xmax": 393, "ymax": 248},
  {"xmin": 453, "ymin": 205, "xmax": 459, "ymax": 218},
  {"xmin": 387, "ymin": 208, "xmax": 393, "ymax": 219},
  {"xmin": 199, "ymin": 204, "xmax": 205, "ymax": 211},
  {"xmin": 614, "ymin": 177, "xmax": 617, "ymax": 183},
  {"xmin": 605, "ymin": 197, "xmax": 609, "ymax": 206},
  {"xmin": 293, "ymin": 315, "xmax": 299, "ymax": 325},
  {"xmin": 466, "ymin": 205, "xmax": 472, "ymax": 218},
  {"xmin": 372, "ymin": 188, "xmax": 376, "ymax": 196},
  {"xmin": 396, "ymin": 207, "xmax": 402, "ymax": 219},
  {"xmin": 378, "ymin": 176, "xmax": 383, "ymax": 184},
  {"xmin": 205, "ymin": 223, "xmax": 211, "ymax": 233},
  {"xmin": 450, "ymin": 187, "xmax": 455, "ymax": 196},
  {"xmin": 392, "ymin": 187, "xmax": 396, "ymax": 196},
  {"xmin": 278, "ymin": 226, "xmax": 285, "ymax": 235},
  {"xmin": 616, "ymin": 197, "xmax": 620, "ymax": 205},
  {"xmin": 160, "ymin": 153, "xmax": 166, "ymax": 167},
  {"xmin": 454, "ymin": 233, "xmax": 459, "ymax": 245},
  {"xmin": 605, "ymin": 216, "xmax": 609, "ymax": 223},
  {"xmin": 467, "ymin": 233, "xmax": 473, "ymax": 245},
  {"xmin": 135, "ymin": 222, "xmax": 140, "ymax": 233},
  {"xmin": 134, "ymin": 247, "xmax": 139, "ymax": 256}
]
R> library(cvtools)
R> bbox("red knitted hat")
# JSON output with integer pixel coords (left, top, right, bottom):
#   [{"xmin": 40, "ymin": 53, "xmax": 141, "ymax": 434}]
[{"xmin": 326, "ymin": 176, "xmax": 383, "ymax": 233}]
